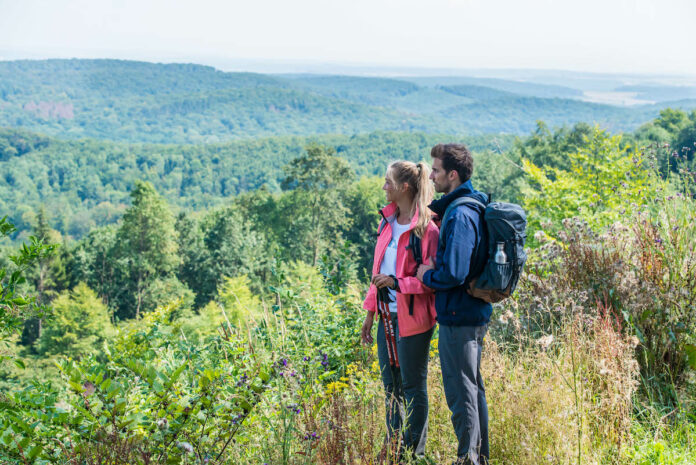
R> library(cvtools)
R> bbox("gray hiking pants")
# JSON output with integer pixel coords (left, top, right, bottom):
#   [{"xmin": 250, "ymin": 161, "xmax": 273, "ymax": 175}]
[
  {"xmin": 377, "ymin": 314, "xmax": 434, "ymax": 457},
  {"xmin": 439, "ymin": 324, "xmax": 489, "ymax": 465}
]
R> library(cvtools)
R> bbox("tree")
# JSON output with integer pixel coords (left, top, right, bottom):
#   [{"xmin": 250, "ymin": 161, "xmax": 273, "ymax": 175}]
[
  {"xmin": 342, "ymin": 176, "xmax": 383, "ymax": 279},
  {"xmin": 20, "ymin": 206, "xmax": 63, "ymax": 346},
  {"xmin": 281, "ymin": 144, "xmax": 354, "ymax": 265},
  {"xmin": 179, "ymin": 206, "xmax": 271, "ymax": 307},
  {"xmin": 36, "ymin": 282, "xmax": 112, "ymax": 357},
  {"xmin": 522, "ymin": 127, "xmax": 661, "ymax": 241},
  {"xmin": 67, "ymin": 225, "xmax": 129, "ymax": 316},
  {"xmin": 117, "ymin": 181, "xmax": 180, "ymax": 319},
  {"xmin": 0, "ymin": 216, "xmax": 56, "ymax": 352},
  {"xmin": 673, "ymin": 111, "xmax": 696, "ymax": 171}
]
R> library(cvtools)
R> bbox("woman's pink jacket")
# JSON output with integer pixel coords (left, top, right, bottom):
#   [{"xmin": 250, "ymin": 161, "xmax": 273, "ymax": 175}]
[{"xmin": 362, "ymin": 202, "xmax": 439, "ymax": 338}]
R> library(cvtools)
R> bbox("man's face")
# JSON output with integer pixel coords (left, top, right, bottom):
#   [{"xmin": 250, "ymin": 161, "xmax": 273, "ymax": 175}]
[{"xmin": 430, "ymin": 157, "xmax": 454, "ymax": 194}]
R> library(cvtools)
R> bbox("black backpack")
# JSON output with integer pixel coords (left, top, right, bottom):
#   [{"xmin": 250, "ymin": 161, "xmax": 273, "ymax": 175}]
[{"xmin": 440, "ymin": 197, "xmax": 527, "ymax": 303}]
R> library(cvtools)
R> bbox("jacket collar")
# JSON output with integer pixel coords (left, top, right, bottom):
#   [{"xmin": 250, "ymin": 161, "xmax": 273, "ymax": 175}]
[
  {"xmin": 379, "ymin": 202, "xmax": 421, "ymax": 230},
  {"xmin": 429, "ymin": 180, "xmax": 487, "ymax": 217}
]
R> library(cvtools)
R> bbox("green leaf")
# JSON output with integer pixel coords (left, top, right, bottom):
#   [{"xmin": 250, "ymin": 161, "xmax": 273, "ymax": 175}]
[
  {"xmin": 13, "ymin": 359, "xmax": 25, "ymax": 370},
  {"xmin": 28, "ymin": 444, "xmax": 43, "ymax": 460},
  {"xmin": 11, "ymin": 297, "xmax": 27, "ymax": 306},
  {"xmin": 684, "ymin": 344, "xmax": 696, "ymax": 370}
]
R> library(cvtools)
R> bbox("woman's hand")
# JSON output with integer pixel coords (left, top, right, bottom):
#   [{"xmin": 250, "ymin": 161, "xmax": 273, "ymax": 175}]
[
  {"xmin": 371, "ymin": 273, "xmax": 395, "ymax": 289},
  {"xmin": 361, "ymin": 312, "xmax": 375, "ymax": 344}
]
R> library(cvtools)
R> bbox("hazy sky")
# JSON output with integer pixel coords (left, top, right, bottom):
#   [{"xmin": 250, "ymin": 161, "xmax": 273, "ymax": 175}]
[{"xmin": 1, "ymin": 0, "xmax": 694, "ymax": 75}]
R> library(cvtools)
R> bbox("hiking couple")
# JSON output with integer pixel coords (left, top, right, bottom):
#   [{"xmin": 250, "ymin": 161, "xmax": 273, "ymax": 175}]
[{"xmin": 361, "ymin": 143, "xmax": 491, "ymax": 465}]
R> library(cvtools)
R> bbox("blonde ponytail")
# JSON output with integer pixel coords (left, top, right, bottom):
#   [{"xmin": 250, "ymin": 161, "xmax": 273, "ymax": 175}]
[
  {"xmin": 413, "ymin": 162, "xmax": 434, "ymax": 238},
  {"xmin": 386, "ymin": 161, "xmax": 434, "ymax": 238}
]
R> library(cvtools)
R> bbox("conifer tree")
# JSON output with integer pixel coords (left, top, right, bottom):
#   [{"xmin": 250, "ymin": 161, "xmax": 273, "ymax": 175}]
[
  {"xmin": 281, "ymin": 144, "xmax": 354, "ymax": 265},
  {"xmin": 117, "ymin": 181, "xmax": 180, "ymax": 319}
]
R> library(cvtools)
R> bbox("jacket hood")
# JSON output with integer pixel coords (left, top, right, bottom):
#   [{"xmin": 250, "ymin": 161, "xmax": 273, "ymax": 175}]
[{"xmin": 429, "ymin": 180, "xmax": 488, "ymax": 218}]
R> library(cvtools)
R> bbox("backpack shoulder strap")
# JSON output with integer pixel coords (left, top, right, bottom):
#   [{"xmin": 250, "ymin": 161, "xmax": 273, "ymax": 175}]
[
  {"xmin": 406, "ymin": 230, "xmax": 422, "ymax": 266},
  {"xmin": 376, "ymin": 218, "xmax": 387, "ymax": 236},
  {"xmin": 438, "ymin": 197, "xmax": 485, "ymax": 248}
]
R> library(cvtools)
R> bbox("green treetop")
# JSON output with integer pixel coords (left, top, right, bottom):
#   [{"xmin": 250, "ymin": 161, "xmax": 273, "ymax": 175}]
[
  {"xmin": 36, "ymin": 282, "xmax": 112, "ymax": 357},
  {"xmin": 117, "ymin": 180, "xmax": 180, "ymax": 319}
]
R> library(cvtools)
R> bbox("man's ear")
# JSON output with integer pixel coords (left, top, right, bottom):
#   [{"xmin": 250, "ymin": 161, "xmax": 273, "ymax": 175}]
[{"xmin": 447, "ymin": 170, "xmax": 459, "ymax": 183}]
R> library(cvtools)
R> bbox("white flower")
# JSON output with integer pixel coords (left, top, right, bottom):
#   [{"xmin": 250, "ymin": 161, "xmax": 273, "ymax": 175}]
[
  {"xmin": 536, "ymin": 335, "xmax": 554, "ymax": 350},
  {"xmin": 498, "ymin": 309, "xmax": 514, "ymax": 324},
  {"xmin": 534, "ymin": 230, "xmax": 548, "ymax": 243},
  {"xmin": 177, "ymin": 442, "xmax": 194, "ymax": 454}
]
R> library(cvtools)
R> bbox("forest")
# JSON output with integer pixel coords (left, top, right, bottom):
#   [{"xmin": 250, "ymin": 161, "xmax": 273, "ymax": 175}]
[
  {"xmin": 0, "ymin": 59, "xmax": 696, "ymax": 464},
  {"xmin": 2, "ymin": 60, "xmax": 696, "ymax": 144}
]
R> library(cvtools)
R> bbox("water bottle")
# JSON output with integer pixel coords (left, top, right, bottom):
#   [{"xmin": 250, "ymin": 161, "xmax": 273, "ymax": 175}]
[{"xmin": 494, "ymin": 242, "xmax": 507, "ymax": 264}]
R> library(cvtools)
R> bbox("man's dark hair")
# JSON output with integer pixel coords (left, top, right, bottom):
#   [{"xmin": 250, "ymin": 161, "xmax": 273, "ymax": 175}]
[{"xmin": 430, "ymin": 143, "xmax": 473, "ymax": 183}]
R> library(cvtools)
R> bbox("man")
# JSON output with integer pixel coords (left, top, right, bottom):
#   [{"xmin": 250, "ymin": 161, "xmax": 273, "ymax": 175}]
[{"xmin": 416, "ymin": 143, "xmax": 491, "ymax": 465}]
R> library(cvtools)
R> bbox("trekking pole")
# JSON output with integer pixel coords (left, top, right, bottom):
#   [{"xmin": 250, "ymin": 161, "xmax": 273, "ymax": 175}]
[{"xmin": 377, "ymin": 287, "xmax": 400, "ymax": 368}]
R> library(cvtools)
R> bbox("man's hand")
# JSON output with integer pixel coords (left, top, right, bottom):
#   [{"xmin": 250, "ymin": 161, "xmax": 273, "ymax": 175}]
[
  {"xmin": 371, "ymin": 273, "xmax": 395, "ymax": 289},
  {"xmin": 361, "ymin": 312, "xmax": 375, "ymax": 344},
  {"xmin": 416, "ymin": 256, "xmax": 436, "ymax": 282}
]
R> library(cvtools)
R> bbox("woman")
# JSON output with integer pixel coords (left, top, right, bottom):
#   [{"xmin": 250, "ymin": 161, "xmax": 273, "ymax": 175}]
[{"xmin": 361, "ymin": 160, "xmax": 439, "ymax": 460}]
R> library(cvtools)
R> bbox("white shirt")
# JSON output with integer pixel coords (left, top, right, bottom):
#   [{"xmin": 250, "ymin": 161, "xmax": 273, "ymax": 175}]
[{"xmin": 379, "ymin": 219, "xmax": 410, "ymax": 313}]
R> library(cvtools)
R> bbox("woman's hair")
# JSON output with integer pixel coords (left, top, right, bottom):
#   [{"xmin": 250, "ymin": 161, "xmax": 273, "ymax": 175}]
[{"xmin": 386, "ymin": 161, "xmax": 434, "ymax": 238}]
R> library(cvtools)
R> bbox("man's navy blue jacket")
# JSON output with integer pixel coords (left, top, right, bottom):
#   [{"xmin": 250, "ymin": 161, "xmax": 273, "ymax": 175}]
[{"xmin": 423, "ymin": 181, "xmax": 492, "ymax": 327}]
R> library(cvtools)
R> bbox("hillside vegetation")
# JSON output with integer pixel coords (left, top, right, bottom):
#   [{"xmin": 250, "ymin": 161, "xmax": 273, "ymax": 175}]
[
  {"xmin": 0, "ymin": 105, "xmax": 695, "ymax": 463},
  {"xmin": 2, "ymin": 60, "xmax": 695, "ymax": 143},
  {"xmin": 0, "ymin": 128, "xmax": 515, "ymax": 240}
]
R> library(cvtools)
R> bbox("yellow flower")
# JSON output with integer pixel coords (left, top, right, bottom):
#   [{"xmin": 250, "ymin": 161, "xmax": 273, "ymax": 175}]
[{"xmin": 325, "ymin": 381, "xmax": 349, "ymax": 395}]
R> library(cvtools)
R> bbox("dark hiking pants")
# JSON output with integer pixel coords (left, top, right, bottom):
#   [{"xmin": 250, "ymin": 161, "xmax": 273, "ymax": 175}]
[
  {"xmin": 377, "ymin": 314, "xmax": 434, "ymax": 457},
  {"xmin": 439, "ymin": 324, "xmax": 489, "ymax": 465}
]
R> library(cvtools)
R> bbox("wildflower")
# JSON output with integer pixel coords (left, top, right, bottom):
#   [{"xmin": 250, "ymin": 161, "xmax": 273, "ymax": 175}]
[
  {"xmin": 325, "ymin": 381, "xmax": 349, "ymax": 395},
  {"xmin": 236, "ymin": 373, "xmax": 248, "ymax": 387},
  {"xmin": 82, "ymin": 381, "xmax": 96, "ymax": 396},
  {"xmin": 533, "ymin": 230, "xmax": 547, "ymax": 244},
  {"xmin": 157, "ymin": 418, "xmax": 168, "ymax": 430},
  {"xmin": 286, "ymin": 403, "xmax": 301, "ymax": 414},
  {"xmin": 498, "ymin": 309, "xmax": 514, "ymax": 324},
  {"xmin": 629, "ymin": 336, "xmax": 640, "ymax": 348},
  {"xmin": 536, "ymin": 335, "xmax": 554, "ymax": 351},
  {"xmin": 177, "ymin": 442, "xmax": 194, "ymax": 454}
]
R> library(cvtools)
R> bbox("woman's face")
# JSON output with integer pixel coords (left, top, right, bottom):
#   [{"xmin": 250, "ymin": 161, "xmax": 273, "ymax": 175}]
[{"xmin": 383, "ymin": 174, "xmax": 403, "ymax": 203}]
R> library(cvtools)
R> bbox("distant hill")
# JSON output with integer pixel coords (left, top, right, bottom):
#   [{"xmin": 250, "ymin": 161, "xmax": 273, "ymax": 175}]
[
  {"xmin": 0, "ymin": 59, "xmax": 693, "ymax": 143},
  {"xmin": 614, "ymin": 85, "xmax": 696, "ymax": 102},
  {"xmin": 405, "ymin": 76, "xmax": 584, "ymax": 99}
]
